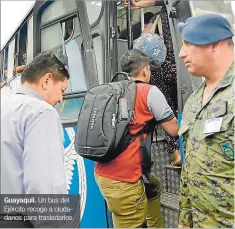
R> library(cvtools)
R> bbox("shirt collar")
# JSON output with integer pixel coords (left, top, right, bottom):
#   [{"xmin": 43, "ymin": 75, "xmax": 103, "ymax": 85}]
[
  {"xmin": 16, "ymin": 87, "xmax": 46, "ymax": 102},
  {"xmin": 217, "ymin": 61, "xmax": 234, "ymax": 89},
  {"xmin": 190, "ymin": 62, "xmax": 234, "ymax": 110}
]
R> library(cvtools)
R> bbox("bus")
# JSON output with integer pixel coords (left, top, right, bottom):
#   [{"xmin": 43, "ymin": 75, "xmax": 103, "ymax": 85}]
[{"xmin": 1, "ymin": 0, "xmax": 234, "ymax": 227}]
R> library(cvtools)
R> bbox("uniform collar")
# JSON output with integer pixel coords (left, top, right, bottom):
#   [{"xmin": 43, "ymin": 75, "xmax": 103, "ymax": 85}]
[
  {"xmin": 216, "ymin": 61, "xmax": 234, "ymax": 89},
  {"xmin": 194, "ymin": 62, "xmax": 234, "ymax": 110},
  {"xmin": 16, "ymin": 87, "xmax": 46, "ymax": 102},
  {"xmin": 205, "ymin": 61, "xmax": 234, "ymax": 99}
]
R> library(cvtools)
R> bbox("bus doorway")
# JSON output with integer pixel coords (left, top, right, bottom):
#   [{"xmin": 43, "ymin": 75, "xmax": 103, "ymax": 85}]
[{"xmin": 116, "ymin": 3, "xmax": 183, "ymax": 226}]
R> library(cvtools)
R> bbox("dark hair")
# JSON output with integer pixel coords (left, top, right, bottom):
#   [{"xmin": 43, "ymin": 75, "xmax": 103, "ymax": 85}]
[
  {"xmin": 226, "ymin": 38, "xmax": 234, "ymax": 47},
  {"xmin": 144, "ymin": 12, "xmax": 154, "ymax": 24},
  {"xmin": 21, "ymin": 51, "xmax": 70, "ymax": 84},
  {"xmin": 120, "ymin": 49, "xmax": 150, "ymax": 77}
]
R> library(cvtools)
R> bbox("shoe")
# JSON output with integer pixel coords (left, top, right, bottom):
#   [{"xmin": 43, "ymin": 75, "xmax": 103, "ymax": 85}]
[{"xmin": 172, "ymin": 150, "xmax": 181, "ymax": 166}]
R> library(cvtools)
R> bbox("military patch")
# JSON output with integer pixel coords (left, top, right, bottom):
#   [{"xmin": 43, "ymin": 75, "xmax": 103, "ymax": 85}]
[
  {"xmin": 220, "ymin": 141, "xmax": 234, "ymax": 161},
  {"xmin": 211, "ymin": 101, "xmax": 227, "ymax": 118}
]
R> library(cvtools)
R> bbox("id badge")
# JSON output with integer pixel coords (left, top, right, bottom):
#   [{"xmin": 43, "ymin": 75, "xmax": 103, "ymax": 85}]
[{"xmin": 204, "ymin": 117, "xmax": 223, "ymax": 134}]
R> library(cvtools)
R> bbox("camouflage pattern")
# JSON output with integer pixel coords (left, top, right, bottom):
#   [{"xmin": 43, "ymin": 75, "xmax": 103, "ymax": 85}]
[{"xmin": 178, "ymin": 63, "xmax": 234, "ymax": 228}]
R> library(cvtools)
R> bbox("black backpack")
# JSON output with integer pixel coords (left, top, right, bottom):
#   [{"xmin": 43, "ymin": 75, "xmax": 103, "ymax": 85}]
[
  {"xmin": 74, "ymin": 72, "xmax": 156, "ymax": 166},
  {"xmin": 74, "ymin": 72, "xmax": 136, "ymax": 163}
]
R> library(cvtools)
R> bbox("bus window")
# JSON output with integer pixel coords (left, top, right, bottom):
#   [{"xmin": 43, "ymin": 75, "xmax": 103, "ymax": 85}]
[
  {"xmin": 41, "ymin": 23, "xmax": 63, "ymax": 51},
  {"xmin": 118, "ymin": 8, "xmax": 142, "ymax": 40},
  {"xmin": 4, "ymin": 47, "xmax": 8, "ymax": 80},
  {"xmin": 0, "ymin": 52, "xmax": 4, "ymax": 80},
  {"xmin": 55, "ymin": 97, "xmax": 84, "ymax": 124},
  {"xmin": 41, "ymin": 16, "xmax": 87, "ymax": 93},
  {"xmin": 85, "ymin": 1, "xmax": 102, "ymax": 25},
  {"xmin": 93, "ymin": 35, "xmax": 104, "ymax": 84},
  {"xmin": 63, "ymin": 19, "xmax": 74, "ymax": 41},
  {"xmin": 27, "ymin": 16, "xmax": 34, "ymax": 64},
  {"xmin": 18, "ymin": 22, "xmax": 28, "ymax": 67},
  {"xmin": 117, "ymin": 6, "xmax": 160, "ymax": 40},
  {"xmin": 7, "ymin": 38, "xmax": 16, "ymax": 79},
  {"xmin": 189, "ymin": 1, "xmax": 234, "ymax": 25},
  {"xmin": 13, "ymin": 33, "xmax": 18, "ymax": 76},
  {"xmin": 41, "ymin": 0, "xmax": 77, "ymax": 24}
]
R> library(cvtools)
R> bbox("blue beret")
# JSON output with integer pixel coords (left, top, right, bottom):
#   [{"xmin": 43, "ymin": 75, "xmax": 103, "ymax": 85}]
[
  {"xmin": 133, "ymin": 32, "xmax": 166, "ymax": 64},
  {"xmin": 178, "ymin": 14, "xmax": 234, "ymax": 45}
]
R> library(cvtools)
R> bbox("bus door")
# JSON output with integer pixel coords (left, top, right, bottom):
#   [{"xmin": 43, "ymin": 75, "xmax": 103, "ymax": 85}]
[
  {"xmin": 86, "ymin": 0, "xmax": 119, "ymax": 226},
  {"xmin": 83, "ymin": 0, "xmax": 118, "ymax": 84},
  {"xmin": 160, "ymin": 0, "xmax": 195, "ymax": 165},
  {"xmin": 33, "ymin": 1, "xmax": 111, "ymax": 227}
]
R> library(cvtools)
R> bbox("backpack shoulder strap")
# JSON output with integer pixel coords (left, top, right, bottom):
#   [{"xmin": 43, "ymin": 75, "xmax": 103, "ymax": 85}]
[{"xmin": 150, "ymin": 14, "xmax": 161, "ymax": 33}]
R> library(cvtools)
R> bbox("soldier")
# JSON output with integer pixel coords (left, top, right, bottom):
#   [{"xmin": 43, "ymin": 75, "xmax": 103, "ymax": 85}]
[{"xmin": 177, "ymin": 14, "xmax": 234, "ymax": 228}]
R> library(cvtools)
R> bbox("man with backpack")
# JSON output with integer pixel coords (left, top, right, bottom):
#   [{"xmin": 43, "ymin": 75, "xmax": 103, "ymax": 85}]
[{"xmin": 94, "ymin": 50, "xmax": 178, "ymax": 228}]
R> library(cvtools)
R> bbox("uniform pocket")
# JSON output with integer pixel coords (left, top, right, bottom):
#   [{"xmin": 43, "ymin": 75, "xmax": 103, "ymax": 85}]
[{"xmin": 204, "ymin": 114, "xmax": 234, "ymax": 138}]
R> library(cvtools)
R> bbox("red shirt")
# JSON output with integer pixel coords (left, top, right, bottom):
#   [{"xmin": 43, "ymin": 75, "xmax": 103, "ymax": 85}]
[{"xmin": 95, "ymin": 83, "xmax": 154, "ymax": 183}]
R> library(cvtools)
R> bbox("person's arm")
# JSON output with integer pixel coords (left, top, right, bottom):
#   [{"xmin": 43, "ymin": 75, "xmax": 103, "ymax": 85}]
[
  {"xmin": 130, "ymin": 0, "xmax": 157, "ymax": 8},
  {"xmin": 160, "ymin": 117, "xmax": 178, "ymax": 136},
  {"xmin": 0, "ymin": 81, "xmax": 6, "ymax": 88},
  {"xmin": 123, "ymin": 0, "xmax": 157, "ymax": 9},
  {"xmin": 147, "ymin": 86, "xmax": 178, "ymax": 136},
  {"xmin": 23, "ymin": 109, "xmax": 67, "ymax": 194},
  {"xmin": 142, "ymin": 23, "xmax": 153, "ymax": 34}
]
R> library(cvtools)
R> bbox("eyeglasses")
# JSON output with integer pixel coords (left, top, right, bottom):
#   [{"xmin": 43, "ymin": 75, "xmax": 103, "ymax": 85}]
[{"xmin": 182, "ymin": 40, "xmax": 192, "ymax": 47}]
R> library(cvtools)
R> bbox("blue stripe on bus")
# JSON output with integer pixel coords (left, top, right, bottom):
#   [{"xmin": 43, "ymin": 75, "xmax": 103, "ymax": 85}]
[{"xmin": 178, "ymin": 113, "xmax": 185, "ymax": 164}]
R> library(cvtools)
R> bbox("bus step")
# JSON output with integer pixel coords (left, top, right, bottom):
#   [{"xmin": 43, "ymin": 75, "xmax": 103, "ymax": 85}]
[
  {"xmin": 161, "ymin": 192, "xmax": 179, "ymax": 228},
  {"xmin": 166, "ymin": 164, "xmax": 181, "ymax": 195},
  {"xmin": 161, "ymin": 192, "xmax": 179, "ymax": 212}
]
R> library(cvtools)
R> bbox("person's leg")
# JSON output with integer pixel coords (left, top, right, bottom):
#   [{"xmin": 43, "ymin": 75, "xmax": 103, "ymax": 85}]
[
  {"xmin": 147, "ymin": 197, "xmax": 164, "ymax": 228},
  {"xmin": 95, "ymin": 174, "xmax": 147, "ymax": 228},
  {"xmin": 145, "ymin": 175, "xmax": 164, "ymax": 228}
]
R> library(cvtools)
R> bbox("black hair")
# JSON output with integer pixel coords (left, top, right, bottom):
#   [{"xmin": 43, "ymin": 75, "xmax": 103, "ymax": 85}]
[
  {"xmin": 226, "ymin": 38, "xmax": 234, "ymax": 47},
  {"xmin": 21, "ymin": 51, "xmax": 70, "ymax": 84},
  {"xmin": 144, "ymin": 12, "xmax": 154, "ymax": 24},
  {"xmin": 120, "ymin": 49, "xmax": 150, "ymax": 77}
]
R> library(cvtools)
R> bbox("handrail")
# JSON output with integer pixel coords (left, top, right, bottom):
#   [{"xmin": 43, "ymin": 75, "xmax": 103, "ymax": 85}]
[{"xmin": 126, "ymin": 0, "xmax": 133, "ymax": 49}]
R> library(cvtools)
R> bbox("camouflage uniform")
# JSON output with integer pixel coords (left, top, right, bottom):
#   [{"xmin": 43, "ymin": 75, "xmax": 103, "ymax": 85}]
[{"xmin": 178, "ymin": 63, "xmax": 234, "ymax": 228}]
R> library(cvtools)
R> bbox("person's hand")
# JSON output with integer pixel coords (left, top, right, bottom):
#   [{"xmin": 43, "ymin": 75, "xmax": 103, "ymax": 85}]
[
  {"xmin": 0, "ymin": 81, "xmax": 6, "ymax": 88},
  {"xmin": 123, "ymin": 0, "xmax": 128, "ymax": 8},
  {"xmin": 123, "ymin": 0, "xmax": 139, "ymax": 9},
  {"xmin": 130, "ymin": 0, "xmax": 138, "ymax": 7}
]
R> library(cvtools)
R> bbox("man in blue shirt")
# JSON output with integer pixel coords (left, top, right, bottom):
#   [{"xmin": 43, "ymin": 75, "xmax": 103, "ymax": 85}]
[
  {"xmin": 1, "ymin": 51, "xmax": 70, "ymax": 227},
  {"xmin": 1, "ymin": 51, "xmax": 69, "ymax": 195}
]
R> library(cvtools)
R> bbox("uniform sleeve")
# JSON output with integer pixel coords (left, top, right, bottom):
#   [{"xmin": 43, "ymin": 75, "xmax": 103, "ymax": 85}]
[
  {"xmin": 23, "ymin": 109, "xmax": 67, "ymax": 194},
  {"xmin": 147, "ymin": 86, "xmax": 175, "ymax": 123},
  {"xmin": 178, "ymin": 166, "xmax": 192, "ymax": 227}
]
